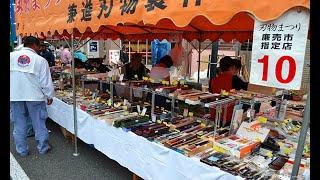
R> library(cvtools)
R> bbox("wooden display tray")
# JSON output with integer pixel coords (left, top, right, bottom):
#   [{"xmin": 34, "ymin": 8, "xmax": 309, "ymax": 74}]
[{"xmin": 247, "ymin": 84, "xmax": 275, "ymax": 96}]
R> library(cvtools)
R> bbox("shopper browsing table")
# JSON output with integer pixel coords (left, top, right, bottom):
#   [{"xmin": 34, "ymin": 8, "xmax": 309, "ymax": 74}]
[
  {"xmin": 123, "ymin": 53, "xmax": 149, "ymax": 80},
  {"xmin": 210, "ymin": 56, "xmax": 248, "ymax": 93},
  {"xmin": 10, "ymin": 36, "xmax": 55, "ymax": 157},
  {"xmin": 149, "ymin": 55, "xmax": 173, "ymax": 82},
  {"xmin": 61, "ymin": 45, "xmax": 72, "ymax": 65},
  {"xmin": 232, "ymin": 58, "xmax": 249, "ymax": 91},
  {"xmin": 40, "ymin": 43, "xmax": 55, "ymax": 67}
]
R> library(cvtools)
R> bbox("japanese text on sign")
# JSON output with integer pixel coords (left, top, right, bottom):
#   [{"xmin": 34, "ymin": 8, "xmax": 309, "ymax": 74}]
[
  {"xmin": 63, "ymin": 0, "xmax": 203, "ymax": 23},
  {"xmin": 250, "ymin": 9, "xmax": 309, "ymax": 90}
]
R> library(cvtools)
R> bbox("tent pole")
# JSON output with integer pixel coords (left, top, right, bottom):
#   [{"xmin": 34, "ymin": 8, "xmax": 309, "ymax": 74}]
[
  {"xmin": 291, "ymin": 92, "xmax": 310, "ymax": 179},
  {"xmin": 129, "ymin": 41, "xmax": 131, "ymax": 62},
  {"xmin": 145, "ymin": 39, "xmax": 148, "ymax": 65},
  {"xmin": 71, "ymin": 31, "xmax": 79, "ymax": 157},
  {"xmin": 197, "ymin": 40, "xmax": 201, "ymax": 83}
]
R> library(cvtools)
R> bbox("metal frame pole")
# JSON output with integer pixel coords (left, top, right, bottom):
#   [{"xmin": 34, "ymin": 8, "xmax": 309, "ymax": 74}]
[
  {"xmin": 151, "ymin": 91, "xmax": 155, "ymax": 116},
  {"xmin": 197, "ymin": 40, "xmax": 201, "ymax": 83},
  {"xmin": 145, "ymin": 39, "xmax": 148, "ymax": 65},
  {"xmin": 171, "ymin": 95, "xmax": 176, "ymax": 118},
  {"xmin": 110, "ymin": 80, "xmax": 114, "ymax": 106},
  {"xmin": 129, "ymin": 41, "xmax": 131, "ymax": 62},
  {"xmin": 291, "ymin": 93, "xmax": 310, "ymax": 179},
  {"xmin": 130, "ymin": 86, "xmax": 133, "ymax": 102},
  {"xmin": 71, "ymin": 32, "xmax": 79, "ymax": 157}
]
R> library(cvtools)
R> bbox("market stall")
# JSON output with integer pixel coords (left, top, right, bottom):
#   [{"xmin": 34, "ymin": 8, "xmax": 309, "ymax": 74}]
[{"xmin": 15, "ymin": 1, "xmax": 310, "ymax": 179}]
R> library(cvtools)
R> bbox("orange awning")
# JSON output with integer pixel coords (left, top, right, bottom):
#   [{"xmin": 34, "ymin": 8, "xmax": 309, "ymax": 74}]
[{"xmin": 15, "ymin": 0, "xmax": 309, "ymax": 42}]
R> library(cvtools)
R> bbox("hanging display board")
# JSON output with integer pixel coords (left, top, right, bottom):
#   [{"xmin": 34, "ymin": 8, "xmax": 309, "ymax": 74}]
[
  {"xmin": 250, "ymin": 9, "xmax": 309, "ymax": 90},
  {"xmin": 109, "ymin": 50, "xmax": 121, "ymax": 65},
  {"xmin": 87, "ymin": 40, "xmax": 100, "ymax": 58}
]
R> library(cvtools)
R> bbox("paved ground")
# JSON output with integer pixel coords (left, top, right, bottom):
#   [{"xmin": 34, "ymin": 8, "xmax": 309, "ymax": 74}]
[{"xmin": 10, "ymin": 119, "xmax": 133, "ymax": 180}]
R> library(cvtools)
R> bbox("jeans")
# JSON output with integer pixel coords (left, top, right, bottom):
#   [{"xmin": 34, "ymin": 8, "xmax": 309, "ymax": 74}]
[
  {"xmin": 11, "ymin": 101, "xmax": 50, "ymax": 156},
  {"xmin": 11, "ymin": 106, "xmax": 35, "ymax": 137}
]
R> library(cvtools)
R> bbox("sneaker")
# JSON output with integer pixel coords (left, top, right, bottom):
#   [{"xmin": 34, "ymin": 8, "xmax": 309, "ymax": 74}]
[
  {"xmin": 18, "ymin": 152, "xmax": 29, "ymax": 157},
  {"xmin": 39, "ymin": 144, "xmax": 53, "ymax": 155}
]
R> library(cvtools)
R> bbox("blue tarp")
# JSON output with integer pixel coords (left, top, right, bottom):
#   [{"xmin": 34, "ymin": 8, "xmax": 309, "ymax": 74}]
[
  {"xmin": 74, "ymin": 51, "xmax": 88, "ymax": 62},
  {"xmin": 151, "ymin": 39, "xmax": 171, "ymax": 66}
]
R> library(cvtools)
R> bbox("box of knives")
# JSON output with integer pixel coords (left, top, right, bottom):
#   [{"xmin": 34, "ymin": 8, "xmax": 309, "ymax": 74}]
[
  {"xmin": 163, "ymin": 133, "xmax": 197, "ymax": 148},
  {"xmin": 132, "ymin": 122, "xmax": 156, "ymax": 136},
  {"xmin": 131, "ymin": 122, "xmax": 169, "ymax": 138},
  {"xmin": 142, "ymin": 124, "xmax": 170, "ymax": 138},
  {"xmin": 172, "ymin": 136, "xmax": 202, "ymax": 154},
  {"xmin": 98, "ymin": 112, "xmax": 138, "ymax": 125},
  {"xmin": 199, "ymin": 94, "xmax": 229, "ymax": 104},
  {"xmin": 113, "ymin": 116, "xmax": 150, "ymax": 128},
  {"xmin": 184, "ymin": 140, "xmax": 213, "ymax": 157},
  {"xmin": 169, "ymin": 89, "xmax": 198, "ymax": 98},
  {"xmin": 184, "ymin": 92, "xmax": 211, "ymax": 105},
  {"xmin": 177, "ymin": 91, "xmax": 206, "ymax": 101},
  {"xmin": 169, "ymin": 118, "xmax": 196, "ymax": 130},
  {"xmin": 176, "ymin": 121, "xmax": 201, "ymax": 132}
]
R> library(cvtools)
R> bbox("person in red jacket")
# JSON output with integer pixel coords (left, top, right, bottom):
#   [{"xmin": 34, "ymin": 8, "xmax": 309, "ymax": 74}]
[{"xmin": 210, "ymin": 56, "xmax": 248, "ymax": 94}]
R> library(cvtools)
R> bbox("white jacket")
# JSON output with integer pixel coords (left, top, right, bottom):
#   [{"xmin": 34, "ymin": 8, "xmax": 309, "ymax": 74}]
[{"xmin": 10, "ymin": 47, "xmax": 55, "ymax": 101}]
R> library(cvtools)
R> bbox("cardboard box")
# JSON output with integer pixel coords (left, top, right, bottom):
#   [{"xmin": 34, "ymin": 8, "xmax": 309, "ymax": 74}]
[{"xmin": 214, "ymin": 135, "xmax": 260, "ymax": 159}]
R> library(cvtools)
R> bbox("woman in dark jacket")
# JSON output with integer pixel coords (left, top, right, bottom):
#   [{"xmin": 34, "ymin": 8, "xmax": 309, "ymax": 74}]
[
  {"xmin": 210, "ymin": 56, "xmax": 248, "ymax": 93},
  {"xmin": 123, "ymin": 53, "xmax": 149, "ymax": 80}
]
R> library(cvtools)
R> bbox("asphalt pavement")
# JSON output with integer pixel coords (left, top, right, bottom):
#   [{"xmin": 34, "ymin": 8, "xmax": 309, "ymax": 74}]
[{"xmin": 10, "ymin": 119, "xmax": 133, "ymax": 180}]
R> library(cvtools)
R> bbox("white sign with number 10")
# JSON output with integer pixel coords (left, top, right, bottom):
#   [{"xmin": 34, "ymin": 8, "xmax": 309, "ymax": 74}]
[{"xmin": 250, "ymin": 9, "xmax": 309, "ymax": 90}]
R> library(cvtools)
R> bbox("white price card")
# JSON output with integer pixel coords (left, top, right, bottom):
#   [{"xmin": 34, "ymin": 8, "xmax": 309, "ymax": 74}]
[
  {"xmin": 250, "ymin": 9, "xmax": 309, "ymax": 90},
  {"xmin": 137, "ymin": 105, "xmax": 141, "ymax": 114},
  {"xmin": 141, "ymin": 107, "xmax": 147, "ymax": 116}
]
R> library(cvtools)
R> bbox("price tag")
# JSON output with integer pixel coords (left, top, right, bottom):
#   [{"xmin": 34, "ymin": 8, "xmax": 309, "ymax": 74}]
[
  {"xmin": 92, "ymin": 92, "xmax": 96, "ymax": 99},
  {"xmin": 247, "ymin": 110, "xmax": 251, "ymax": 118},
  {"xmin": 119, "ymin": 74, "xmax": 124, "ymax": 81},
  {"xmin": 258, "ymin": 116, "xmax": 268, "ymax": 123},
  {"xmin": 221, "ymin": 90, "xmax": 228, "ymax": 96},
  {"xmin": 152, "ymin": 115, "xmax": 157, "ymax": 122},
  {"xmin": 123, "ymin": 99, "xmax": 128, "ymax": 106},
  {"xmin": 250, "ymin": 9, "xmax": 310, "ymax": 90},
  {"xmin": 284, "ymin": 147, "xmax": 294, "ymax": 155},
  {"xmin": 137, "ymin": 105, "xmax": 141, "ymax": 114},
  {"xmin": 114, "ymin": 102, "xmax": 122, "ymax": 108},
  {"xmin": 213, "ymin": 145, "xmax": 226, "ymax": 154},
  {"xmin": 266, "ymin": 151, "xmax": 273, "ymax": 158},
  {"xmin": 278, "ymin": 142, "xmax": 284, "ymax": 147},
  {"xmin": 143, "ymin": 77, "xmax": 149, "ymax": 81},
  {"xmin": 172, "ymin": 80, "xmax": 179, "ymax": 86},
  {"xmin": 183, "ymin": 108, "xmax": 188, "ymax": 117},
  {"xmin": 107, "ymin": 99, "xmax": 112, "ymax": 106},
  {"xmin": 141, "ymin": 107, "xmax": 147, "ymax": 116}
]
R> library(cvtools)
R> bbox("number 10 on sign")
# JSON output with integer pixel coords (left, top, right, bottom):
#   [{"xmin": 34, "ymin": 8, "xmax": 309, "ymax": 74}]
[{"xmin": 258, "ymin": 55, "xmax": 296, "ymax": 84}]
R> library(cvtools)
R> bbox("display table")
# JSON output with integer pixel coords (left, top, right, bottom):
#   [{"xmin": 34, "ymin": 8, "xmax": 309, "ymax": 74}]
[{"xmin": 47, "ymin": 97, "xmax": 242, "ymax": 180}]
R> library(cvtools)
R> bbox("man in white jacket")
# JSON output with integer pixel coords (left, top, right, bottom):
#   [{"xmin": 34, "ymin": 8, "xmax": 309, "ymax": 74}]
[{"xmin": 10, "ymin": 36, "xmax": 55, "ymax": 157}]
